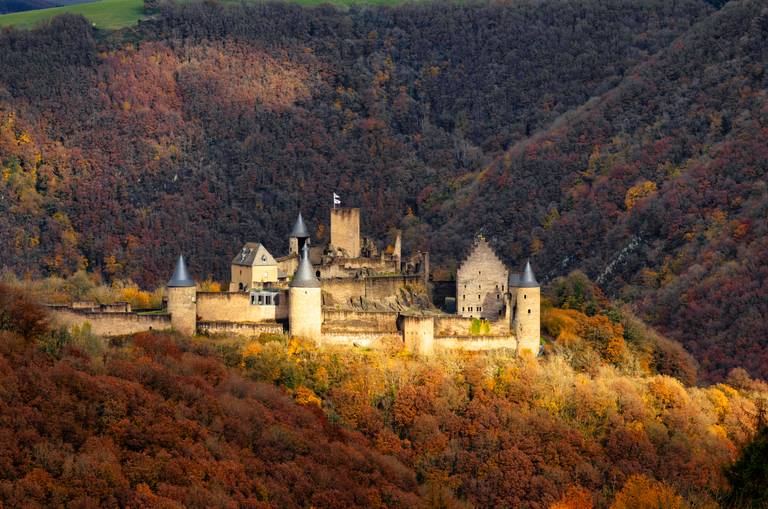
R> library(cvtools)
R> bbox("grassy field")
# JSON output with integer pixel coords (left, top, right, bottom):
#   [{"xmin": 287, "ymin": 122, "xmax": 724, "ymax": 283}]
[
  {"xmin": 0, "ymin": 0, "xmax": 145, "ymax": 30},
  {"xmin": 0, "ymin": 0, "xmax": 410, "ymax": 30}
]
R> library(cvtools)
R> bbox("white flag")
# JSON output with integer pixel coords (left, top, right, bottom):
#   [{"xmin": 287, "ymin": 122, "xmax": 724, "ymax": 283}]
[{"xmin": 333, "ymin": 192, "xmax": 341, "ymax": 206}]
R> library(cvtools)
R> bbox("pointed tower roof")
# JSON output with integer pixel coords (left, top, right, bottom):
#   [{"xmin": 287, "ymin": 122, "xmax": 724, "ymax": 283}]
[
  {"xmin": 290, "ymin": 212, "xmax": 310, "ymax": 239},
  {"xmin": 518, "ymin": 260, "xmax": 539, "ymax": 288},
  {"xmin": 167, "ymin": 255, "xmax": 195, "ymax": 287},
  {"xmin": 290, "ymin": 244, "xmax": 320, "ymax": 288}
]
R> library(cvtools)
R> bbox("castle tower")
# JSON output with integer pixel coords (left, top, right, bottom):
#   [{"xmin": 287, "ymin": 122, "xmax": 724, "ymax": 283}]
[
  {"xmin": 289, "ymin": 212, "xmax": 310, "ymax": 256},
  {"xmin": 167, "ymin": 254, "xmax": 197, "ymax": 336},
  {"xmin": 289, "ymin": 244, "xmax": 322, "ymax": 341},
  {"xmin": 330, "ymin": 207, "xmax": 360, "ymax": 258},
  {"xmin": 512, "ymin": 260, "xmax": 540, "ymax": 355}
]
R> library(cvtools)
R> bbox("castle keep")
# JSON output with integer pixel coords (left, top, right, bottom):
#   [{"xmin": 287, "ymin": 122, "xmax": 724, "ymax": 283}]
[{"xmin": 50, "ymin": 208, "xmax": 541, "ymax": 356}]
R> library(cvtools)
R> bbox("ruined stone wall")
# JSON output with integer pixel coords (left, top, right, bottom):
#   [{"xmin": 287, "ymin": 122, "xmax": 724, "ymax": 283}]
[
  {"xmin": 50, "ymin": 308, "xmax": 171, "ymax": 336},
  {"xmin": 435, "ymin": 335, "xmax": 517, "ymax": 351},
  {"xmin": 330, "ymin": 208, "xmax": 360, "ymax": 257},
  {"xmin": 434, "ymin": 316, "xmax": 510, "ymax": 336},
  {"xmin": 196, "ymin": 291, "xmax": 288, "ymax": 322},
  {"xmin": 198, "ymin": 321, "xmax": 284, "ymax": 338},
  {"xmin": 70, "ymin": 302, "xmax": 132, "ymax": 313},
  {"xmin": 320, "ymin": 332, "xmax": 401, "ymax": 348},
  {"xmin": 321, "ymin": 309, "xmax": 399, "ymax": 332},
  {"xmin": 456, "ymin": 237, "xmax": 508, "ymax": 320},
  {"xmin": 277, "ymin": 255, "xmax": 299, "ymax": 280},
  {"xmin": 321, "ymin": 275, "xmax": 422, "ymax": 306},
  {"xmin": 229, "ymin": 265, "xmax": 253, "ymax": 292},
  {"xmin": 318, "ymin": 257, "xmax": 399, "ymax": 279}
]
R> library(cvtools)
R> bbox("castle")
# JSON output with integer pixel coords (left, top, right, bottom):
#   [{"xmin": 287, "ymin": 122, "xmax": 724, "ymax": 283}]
[{"xmin": 50, "ymin": 208, "xmax": 540, "ymax": 356}]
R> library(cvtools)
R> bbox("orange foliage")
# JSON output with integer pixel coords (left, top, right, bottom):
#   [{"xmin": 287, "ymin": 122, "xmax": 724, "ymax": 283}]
[
  {"xmin": 610, "ymin": 474, "xmax": 688, "ymax": 509},
  {"xmin": 544, "ymin": 308, "xmax": 626, "ymax": 363},
  {"xmin": 550, "ymin": 486, "xmax": 593, "ymax": 509},
  {"xmin": 624, "ymin": 180, "xmax": 658, "ymax": 211},
  {"xmin": 117, "ymin": 286, "xmax": 152, "ymax": 309}
]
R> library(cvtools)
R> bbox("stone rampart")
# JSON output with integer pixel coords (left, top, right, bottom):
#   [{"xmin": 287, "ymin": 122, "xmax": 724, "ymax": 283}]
[
  {"xmin": 435, "ymin": 335, "xmax": 517, "ymax": 351},
  {"xmin": 321, "ymin": 275, "xmax": 422, "ymax": 305},
  {"xmin": 321, "ymin": 309, "xmax": 399, "ymax": 332},
  {"xmin": 198, "ymin": 321, "xmax": 284, "ymax": 338},
  {"xmin": 434, "ymin": 316, "xmax": 510, "ymax": 336},
  {"xmin": 49, "ymin": 308, "xmax": 171, "ymax": 336},
  {"xmin": 320, "ymin": 332, "xmax": 401, "ymax": 349}
]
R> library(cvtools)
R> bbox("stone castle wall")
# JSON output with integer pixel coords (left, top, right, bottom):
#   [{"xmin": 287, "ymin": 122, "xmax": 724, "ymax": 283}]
[
  {"xmin": 198, "ymin": 321, "xmax": 284, "ymax": 338},
  {"xmin": 49, "ymin": 307, "xmax": 171, "ymax": 336},
  {"xmin": 321, "ymin": 309, "xmax": 399, "ymax": 332},
  {"xmin": 318, "ymin": 257, "xmax": 400, "ymax": 279},
  {"xmin": 196, "ymin": 291, "xmax": 288, "ymax": 322},
  {"xmin": 436, "ymin": 335, "xmax": 517, "ymax": 351},
  {"xmin": 434, "ymin": 315, "xmax": 510, "ymax": 336},
  {"xmin": 321, "ymin": 275, "xmax": 421, "ymax": 306},
  {"xmin": 403, "ymin": 315, "xmax": 435, "ymax": 355},
  {"xmin": 321, "ymin": 332, "xmax": 402, "ymax": 348}
]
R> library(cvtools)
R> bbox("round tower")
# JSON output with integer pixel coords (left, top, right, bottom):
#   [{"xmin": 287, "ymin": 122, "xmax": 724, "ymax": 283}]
[
  {"xmin": 289, "ymin": 244, "xmax": 322, "ymax": 341},
  {"xmin": 289, "ymin": 212, "xmax": 310, "ymax": 256},
  {"xmin": 166, "ymin": 254, "xmax": 197, "ymax": 336},
  {"xmin": 513, "ymin": 260, "xmax": 540, "ymax": 356}
]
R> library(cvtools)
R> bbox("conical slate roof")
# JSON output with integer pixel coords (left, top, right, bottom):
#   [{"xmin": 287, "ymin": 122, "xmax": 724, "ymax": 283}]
[
  {"xmin": 290, "ymin": 244, "xmax": 320, "ymax": 288},
  {"xmin": 290, "ymin": 212, "xmax": 310, "ymax": 239},
  {"xmin": 167, "ymin": 255, "xmax": 195, "ymax": 287},
  {"xmin": 518, "ymin": 260, "xmax": 539, "ymax": 288}
]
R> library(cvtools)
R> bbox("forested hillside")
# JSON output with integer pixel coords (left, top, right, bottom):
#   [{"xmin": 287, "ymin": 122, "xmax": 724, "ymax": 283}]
[
  {"xmin": 0, "ymin": 0, "xmax": 766, "ymax": 379},
  {"xmin": 1, "ymin": 281, "xmax": 767, "ymax": 508}
]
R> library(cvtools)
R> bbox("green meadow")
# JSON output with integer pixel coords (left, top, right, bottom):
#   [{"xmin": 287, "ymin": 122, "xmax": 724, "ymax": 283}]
[
  {"xmin": 0, "ymin": 0, "xmax": 144, "ymax": 30},
  {"xmin": 0, "ymin": 0, "xmax": 412, "ymax": 30}
]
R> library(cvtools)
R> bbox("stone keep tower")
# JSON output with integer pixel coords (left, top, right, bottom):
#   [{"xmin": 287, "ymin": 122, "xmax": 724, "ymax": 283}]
[
  {"xmin": 330, "ymin": 207, "xmax": 360, "ymax": 258},
  {"xmin": 289, "ymin": 212, "xmax": 310, "ymax": 256},
  {"xmin": 289, "ymin": 244, "xmax": 322, "ymax": 341},
  {"xmin": 167, "ymin": 255, "xmax": 197, "ymax": 336},
  {"xmin": 512, "ymin": 260, "xmax": 540, "ymax": 355}
]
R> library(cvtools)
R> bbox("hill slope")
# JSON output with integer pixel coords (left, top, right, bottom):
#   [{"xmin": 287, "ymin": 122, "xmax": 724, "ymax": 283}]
[
  {"xmin": 0, "ymin": 0, "xmax": 766, "ymax": 380},
  {"xmin": 449, "ymin": 0, "xmax": 768, "ymax": 380},
  {"xmin": 0, "ymin": 283, "xmax": 766, "ymax": 508}
]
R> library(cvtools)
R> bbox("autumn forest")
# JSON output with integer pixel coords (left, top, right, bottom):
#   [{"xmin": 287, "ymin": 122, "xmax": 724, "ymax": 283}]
[{"xmin": 1, "ymin": 0, "xmax": 768, "ymax": 507}]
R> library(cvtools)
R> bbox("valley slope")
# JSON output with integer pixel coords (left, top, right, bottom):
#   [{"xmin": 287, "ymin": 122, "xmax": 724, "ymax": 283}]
[{"xmin": 0, "ymin": 0, "xmax": 766, "ymax": 380}]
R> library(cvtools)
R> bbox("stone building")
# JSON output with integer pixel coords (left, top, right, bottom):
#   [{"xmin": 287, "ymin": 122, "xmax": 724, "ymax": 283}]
[
  {"xmin": 456, "ymin": 234, "xmax": 509, "ymax": 320},
  {"xmin": 48, "ymin": 207, "xmax": 541, "ymax": 357},
  {"xmin": 229, "ymin": 242, "xmax": 278, "ymax": 291}
]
